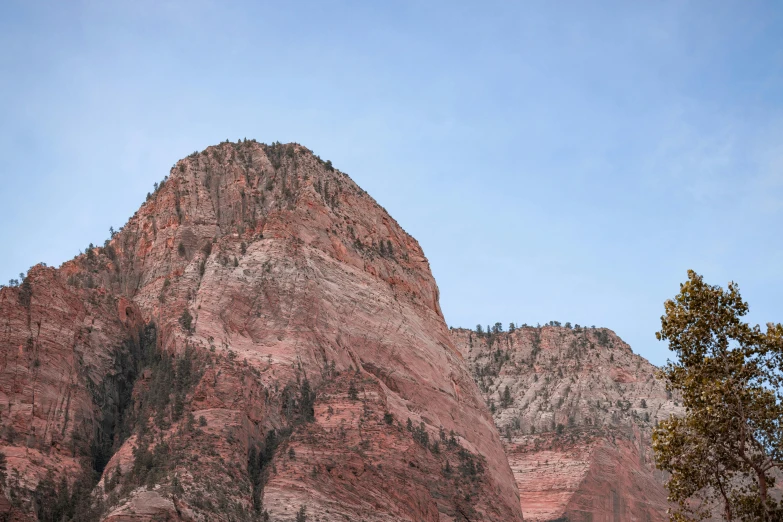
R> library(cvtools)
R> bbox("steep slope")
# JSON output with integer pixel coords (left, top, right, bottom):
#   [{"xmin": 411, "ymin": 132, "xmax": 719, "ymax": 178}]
[
  {"xmin": 0, "ymin": 140, "xmax": 523, "ymax": 521},
  {"xmin": 451, "ymin": 325, "xmax": 683, "ymax": 522}
]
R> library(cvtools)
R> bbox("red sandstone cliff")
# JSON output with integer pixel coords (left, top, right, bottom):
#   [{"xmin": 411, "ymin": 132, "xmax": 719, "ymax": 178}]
[
  {"xmin": 0, "ymin": 141, "xmax": 523, "ymax": 521},
  {"xmin": 450, "ymin": 325, "xmax": 684, "ymax": 522}
]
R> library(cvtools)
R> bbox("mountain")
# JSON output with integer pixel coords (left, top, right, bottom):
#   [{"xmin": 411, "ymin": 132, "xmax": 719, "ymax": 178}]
[
  {"xmin": 0, "ymin": 141, "xmax": 524, "ymax": 521},
  {"xmin": 450, "ymin": 325, "xmax": 684, "ymax": 522}
]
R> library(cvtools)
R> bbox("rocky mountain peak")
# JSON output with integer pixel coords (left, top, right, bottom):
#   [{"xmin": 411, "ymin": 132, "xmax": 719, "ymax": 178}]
[{"xmin": 0, "ymin": 141, "xmax": 523, "ymax": 521}]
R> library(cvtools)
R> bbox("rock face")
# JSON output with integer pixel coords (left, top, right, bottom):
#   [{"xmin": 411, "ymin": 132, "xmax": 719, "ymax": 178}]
[
  {"xmin": 450, "ymin": 325, "xmax": 684, "ymax": 522},
  {"xmin": 0, "ymin": 141, "xmax": 523, "ymax": 521}
]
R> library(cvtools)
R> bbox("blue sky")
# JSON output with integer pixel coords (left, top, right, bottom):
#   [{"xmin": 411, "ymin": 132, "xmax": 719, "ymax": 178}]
[{"xmin": 1, "ymin": 1, "xmax": 782, "ymax": 365}]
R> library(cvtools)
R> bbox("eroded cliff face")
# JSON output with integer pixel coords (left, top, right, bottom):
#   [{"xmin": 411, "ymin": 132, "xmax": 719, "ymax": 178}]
[
  {"xmin": 0, "ymin": 141, "xmax": 523, "ymax": 521},
  {"xmin": 450, "ymin": 326, "xmax": 684, "ymax": 522}
]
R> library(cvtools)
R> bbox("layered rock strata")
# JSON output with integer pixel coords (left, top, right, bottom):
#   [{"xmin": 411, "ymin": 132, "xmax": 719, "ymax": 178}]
[{"xmin": 451, "ymin": 325, "xmax": 683, "ymax": 522}]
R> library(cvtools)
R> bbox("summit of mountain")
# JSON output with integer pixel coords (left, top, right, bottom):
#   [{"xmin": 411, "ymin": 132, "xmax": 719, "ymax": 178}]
[{"xmin": 0, "ymin": 140, "xmax": 523, "ymax": 521}]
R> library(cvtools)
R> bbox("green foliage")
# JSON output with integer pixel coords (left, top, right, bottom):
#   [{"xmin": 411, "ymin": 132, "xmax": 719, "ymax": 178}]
[
  {"xmin": 412, "ymin": 422, "xmax": 429, "ymax": 447},
  {"xmin": 281, "ymin": 378, "xmax": 316, "ymax": 423},
  {"xmin": 347, "ymin": 380, "xmax": 359, "ymax": 401},
  {"xmin": 34, "ymin": 470, "xmax": 101, "ymax": 522},
  {"xmin": 248, "ymin": 429, "xmax": 288, "ymax": 514},
  {"xmin": 653, "ymin": 270, "xmax": 783, "ymax": 521},
  {"xmin": 500, "ymin": 385, "xmax": 512, "ymax": 409},
  {"xmin": 457, "ymin": 448, "xmax": 483, "ymax": 481},
  {"xmin": 17, "ymin": 277, "xmax": 32, "ymax": 308},
  {"xmin": 0, "ymin": 451, "xmax": 5, "ymax": 485},
  {"xmin": 179, "ymin": 308, "xmax": 193, "ymax": 333}
]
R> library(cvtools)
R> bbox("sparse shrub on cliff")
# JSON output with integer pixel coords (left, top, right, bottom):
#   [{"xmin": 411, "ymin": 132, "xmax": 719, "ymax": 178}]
[
  {"xmin": 18, "ymin": 277, "xmax": 32, "ymax": 308},
  {"xmin": 180, "ymin": 309, "xmax": 193, "ymax": 333},
  {"xmin": 281, "ymin": 378, "xmax": 316, "ymax": 424},
  {"xmin": 457, "ymin": 448, "xmax": 482, "ymax": 481},
  {"xmin": 500, "ymin": 385, "xmax": 512, "ymax": 408},
  {"xmin": 296, "ymin": 505, "xmax": 307, "ymax": 522},
  {"xmin": 348, "ymin": 381, "xmax": 359, "ymax": 401},
  {"xmin": 413, "ymin": 422, "xmax": 429, "ymax": 447},
  {"xmin": 443, "ymin": 459, "xmax": 452, "ymax": 477},
  {"xmin": 178, "ymin": 242, "xmax": 185, "ymax": 257}
]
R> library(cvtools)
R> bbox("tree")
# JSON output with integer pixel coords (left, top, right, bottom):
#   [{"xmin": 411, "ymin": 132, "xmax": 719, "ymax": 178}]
[
  {"xmin": 179, "ymin": 309, "xmax": 193, "ymax": 333},
  {"xmin": 296, "ymin": 505, "xmax": 307, "ymax": 522},
  {"xmin": 500, "ymin": 385, "xmax": 512, "ymax": 408},
  {"xmin": 652, "ymin": 270, "xmax": 783, "ymax": 521},
  {"xmin": 0, "ymin": 450, "xmax": 6, "ymax": 485},
  {"xmin": 347, "ymin": 381, "xmax": 358, "ymax": 401}
]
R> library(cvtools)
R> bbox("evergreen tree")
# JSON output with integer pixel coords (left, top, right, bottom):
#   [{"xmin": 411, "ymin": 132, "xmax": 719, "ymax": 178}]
[{"xmin": 501, "ymin": 385, "xmax": 512, "ymax": 408}]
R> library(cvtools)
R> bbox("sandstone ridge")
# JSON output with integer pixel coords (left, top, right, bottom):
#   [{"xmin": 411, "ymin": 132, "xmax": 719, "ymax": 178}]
[{"xmin": 450, "ymin": 325, "xmax": 684, "ymax": 522}]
